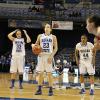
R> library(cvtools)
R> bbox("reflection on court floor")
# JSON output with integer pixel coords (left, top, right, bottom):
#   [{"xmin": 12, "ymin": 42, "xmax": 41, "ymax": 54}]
[{"xmin": 0, "ymin": 73, "xmax": 100, "ymax": 100}]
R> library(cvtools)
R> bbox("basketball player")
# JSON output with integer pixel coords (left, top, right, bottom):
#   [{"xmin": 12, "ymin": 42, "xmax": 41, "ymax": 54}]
[
  {"xmin": 86, "ymin": 15, "xmax": 100, "ymax": 50},
  {"xmin": 8, "ymin": 29, "xmax": 31, "ymax": 89},
  {"xmin": 75, "ymin": 34, "xmax": 96, "ymax": 95},
  {"xmin": 32, "ymin": 23, "xmax": 58, "ymax": 96}
]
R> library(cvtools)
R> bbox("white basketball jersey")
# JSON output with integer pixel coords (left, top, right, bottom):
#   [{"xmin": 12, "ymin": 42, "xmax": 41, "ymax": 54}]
[
  {"xmin": 76, "ymin": 42, "xmax": 94, "ymax": 62},
  {"xmin": 12, "ymin": 38, "xmax": 25, "ymax": 56},
  {"xmin": 40, "ymin": 34, "xmax": 53, "ymax": 54}
]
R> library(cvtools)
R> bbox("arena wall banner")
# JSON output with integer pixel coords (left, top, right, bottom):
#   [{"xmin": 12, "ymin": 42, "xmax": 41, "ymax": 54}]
[
  {"xmin": 8, "ymin": 19, "xmax": 50, "ymax": 28},
  {"xmin": 52, "ymin": 21, "xmax": 73, "ymax": 30}
]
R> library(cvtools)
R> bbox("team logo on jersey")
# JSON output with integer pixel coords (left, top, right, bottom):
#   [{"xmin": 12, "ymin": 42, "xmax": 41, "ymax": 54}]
[
  {"xmin": 42, "ymin": 38, "xmax": 52, "ymax": 42},
  {"xmin": 80, "ymin": 49, "xmax": 90, "ymax": 53},
  {"xmin": 15, "ymin": 41, "xmax": 23, "ymax": 52}
]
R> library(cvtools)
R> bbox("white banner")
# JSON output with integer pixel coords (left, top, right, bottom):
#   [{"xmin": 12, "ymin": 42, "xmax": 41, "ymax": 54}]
[{"xmin": 52, "ymin": 21, "xmax": 73, "ymax": 30}]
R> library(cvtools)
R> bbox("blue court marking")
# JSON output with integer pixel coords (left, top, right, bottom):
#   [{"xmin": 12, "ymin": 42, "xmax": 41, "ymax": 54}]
[{"xmin": 0, "ymin": 97, "xmax": 45, "ymax": 100}]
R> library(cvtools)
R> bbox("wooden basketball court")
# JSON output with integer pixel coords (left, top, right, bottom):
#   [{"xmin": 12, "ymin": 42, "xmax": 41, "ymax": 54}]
[{"xmin": 0, "ymin": 73, "xmax": 100, "ymax": 100}]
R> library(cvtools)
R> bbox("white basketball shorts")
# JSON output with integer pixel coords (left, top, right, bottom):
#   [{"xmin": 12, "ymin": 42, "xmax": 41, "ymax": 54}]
[
  {"xmin": 10, "ymin": 55, "xmax": 25, "ymax": 73},
  {"xmin": 36, "ymin": 54, "xmax": 53, "ymax": 73}
]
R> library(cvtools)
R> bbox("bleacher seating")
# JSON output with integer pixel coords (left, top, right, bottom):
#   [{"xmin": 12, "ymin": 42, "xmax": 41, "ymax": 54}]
[
  {"xmin": 92, "ymin": 0, "xmax": 100, "ymax": 3},
  {"xmin": 0, "ymin": 5, "xmax": 99, "ymax": 21},
  {"xmin": 0, "ymin": 0, "xmax": 99, "ymax": 21},
  {"xmin": 0, "ymin": 0, "xmax": 6, "ymax": 3},
  {"xmin": 65, "ymin": 0, "xmax": 80, "ymax": 3},
  {"xmin": 65, "ymin": 0, "xmax": 100, "ymax": 4},
  {"xmin": 3, "ymin": 0, "xmax": 33, "ymax": 5},
  {"xmin": 5, "ymin": 0, "xmax": 32, "ymax": 1},
  {"xmin": 0, "ymin": 6, "xmax": 46, "ymax": 19}
]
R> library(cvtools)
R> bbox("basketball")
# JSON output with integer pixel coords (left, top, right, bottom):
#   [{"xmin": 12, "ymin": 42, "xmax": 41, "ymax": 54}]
[{"xmin": 32, "ymin": 44, "xmax": 42, "ymax": 55}]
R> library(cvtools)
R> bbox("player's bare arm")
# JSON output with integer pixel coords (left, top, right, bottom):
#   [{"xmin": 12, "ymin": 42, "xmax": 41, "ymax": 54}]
[
  {"xmin": 35, "ymin": 34, "xmax": 41, "ymax": 45},
  {"xmin": 8, "ymin": 29, "xmax": 18, "ymax": 41},
  {"xmin": 52, "ymin": 35, "xmax": 58, "ymax": 57},
  {"xmin": 75, "ymin": 49, "xmax": 79, "ymax": 66},
  {"xmin": 97, "ymin": 27, "xmax": 100, "ymax": 36},
  {"xmin": 23, "ymin": 30, "xmax": 31, "ymax": 43}
]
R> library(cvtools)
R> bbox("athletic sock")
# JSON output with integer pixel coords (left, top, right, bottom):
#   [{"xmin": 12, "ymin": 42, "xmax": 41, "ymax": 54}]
[
  {"xmin": 19, "ymin": 74, "xmax": 23, "ymax": 86},
  {"xmin": 81, "ymin": 83, "xmax": 85, "ymax": 89}
]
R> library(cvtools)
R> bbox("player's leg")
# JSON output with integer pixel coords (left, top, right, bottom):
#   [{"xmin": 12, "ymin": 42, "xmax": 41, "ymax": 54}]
[
  {"xmin": 10, "ymin": 73, "xmax": 16, "ymax": 88},
  {"xmin": 80, "ymin": 74, "xmax": 86, "ymax": 94},
  {"xmin": 47, "ymin": 72, "xmax": 53, "ymax": 96},
  {"xmin": 79, "ymin": 63, "xmax": 86, "ymax": 94},
  {"xmin": 89, "ymin": 75, "xmax": 94, "ymax": 95},
  {"xmin": 46, "ymin": 55, "xmax": 54, "ymax": 96},
  {"xmin": 87, "ymin": 63, "xmax": 95, "ymax": 95},
  {"xmin": 18, "ymin": 56, "xmax": 25, "ymax": 89},
  {"xmin": 35, "ymin": 72, "xmax": 44, "ymax": 95},
  {"xmin": 18, "ymin": 73, "xmax": 23, "ymax": 89},
  {"xmin": 35, "ymin": 56, "xmax": 44, "ymax": 95},
  {"xmin": 10, "ymin": 56, "xmax": 17, "ymax": 88},
  {"xmin": 33, "ymin": 70, "xmax": 38, "ymax": 84}
]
